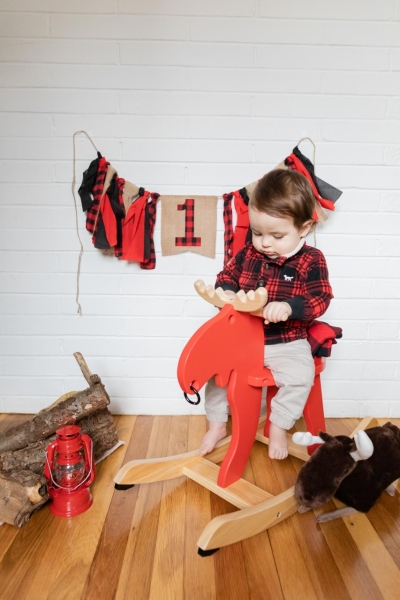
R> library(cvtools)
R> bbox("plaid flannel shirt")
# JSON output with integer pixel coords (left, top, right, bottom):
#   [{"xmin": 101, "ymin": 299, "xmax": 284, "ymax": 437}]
[{"xmin": 216, "ymin": 242, "xmax": 333, "ymax": 345}]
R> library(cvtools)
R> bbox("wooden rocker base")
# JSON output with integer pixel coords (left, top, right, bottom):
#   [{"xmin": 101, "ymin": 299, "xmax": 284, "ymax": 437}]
[{"xmin": 114, "ymin": 416, "xmax": 379, "ymax": 553}]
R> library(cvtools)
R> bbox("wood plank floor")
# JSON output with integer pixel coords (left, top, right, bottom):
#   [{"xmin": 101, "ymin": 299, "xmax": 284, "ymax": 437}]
[{"xmin": 1, "ymin": 414, "xmax": 400, "ymax": 600}]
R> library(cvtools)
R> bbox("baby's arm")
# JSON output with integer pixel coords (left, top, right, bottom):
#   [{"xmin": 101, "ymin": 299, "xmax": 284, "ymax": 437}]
[
  {"xmin": 284, "ymin": 253, "xmax": 333, "ymax": 321},
  {"xmin": 214, "ymin": 251, "xmax": 244, "ymax": 294}
]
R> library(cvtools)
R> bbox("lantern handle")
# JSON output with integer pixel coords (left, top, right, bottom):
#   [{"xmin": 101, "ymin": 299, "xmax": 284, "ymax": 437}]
[
  {"xmin": 44, "ymin": 440, "xmax": 57, "ymax": 481},
  {"xmin": 45, "ymin": 437, "xmax": 94, "ymax": 493},
  {"xmin": 81, "ymin": 433, "xmax": 96, "ymax": 486}
]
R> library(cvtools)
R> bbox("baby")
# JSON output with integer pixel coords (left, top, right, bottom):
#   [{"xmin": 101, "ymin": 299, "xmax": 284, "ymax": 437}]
[{"xmin": 200, "ymin": 168, "xmax": 333, "ymax": 459}]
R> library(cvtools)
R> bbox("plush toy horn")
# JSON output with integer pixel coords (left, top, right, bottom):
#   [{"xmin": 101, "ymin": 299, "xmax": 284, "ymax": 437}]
[
  {"xmin": 292, "ymin": 431, "xmax": 324, "ymax": 446},
  {"xmin": 350, "ymin": 430, "xmax": 374, "ymax": 461}
]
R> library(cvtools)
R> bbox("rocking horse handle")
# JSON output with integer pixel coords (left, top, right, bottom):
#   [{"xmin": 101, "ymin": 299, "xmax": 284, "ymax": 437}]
[{"xmin": 194, "ymin": 280, "xmax": 268, "ymax": 314}]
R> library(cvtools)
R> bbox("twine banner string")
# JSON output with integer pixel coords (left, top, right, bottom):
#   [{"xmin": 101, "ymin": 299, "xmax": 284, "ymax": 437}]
[{"xmin": 72, "ymin": 131, "xmax": 99, "ymax": 314}]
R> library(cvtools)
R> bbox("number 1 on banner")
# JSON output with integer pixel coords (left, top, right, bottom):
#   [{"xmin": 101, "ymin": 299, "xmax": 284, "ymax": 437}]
[{"xmin": 175, "ymin": 199, "xmax": 202, "ymax": 247}]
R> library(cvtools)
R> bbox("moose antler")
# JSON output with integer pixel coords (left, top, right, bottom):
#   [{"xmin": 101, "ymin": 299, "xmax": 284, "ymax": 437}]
[{"xmin": 194, "ymin": 279, "xmax": 268, "ymax": 313}]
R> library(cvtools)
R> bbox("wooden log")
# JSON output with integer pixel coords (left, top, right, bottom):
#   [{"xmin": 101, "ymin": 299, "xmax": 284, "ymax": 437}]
[
  {"xmin": 0, "ymin": 381, "xmax": 110, "ymax": 454},
  {"xmin": 0, "ymin": 409, "xmax": 119, "ymax": 527},
  {"xmin": 80, "ymin": 407, "xmax": 119, "ymax": 460},
  {"xmin": 0, "ymin": 469, "xmax": 49, "ymax": 528},
  {"xmin": 0, "ymin": 408, "xmax": 119, "ymax": 475},
  {"xmin": 73, "ymin": 352, "xmax": 96, "ymax": 385},
  {"xmin": 0, "ymin": 355, "xmax": 120, "ymax": 528}
]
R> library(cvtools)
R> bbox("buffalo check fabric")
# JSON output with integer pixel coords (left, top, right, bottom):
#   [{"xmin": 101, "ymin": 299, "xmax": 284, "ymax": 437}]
[{"xmin": 216, "ymin": 242, "xmax": 333, "ymax": 345}]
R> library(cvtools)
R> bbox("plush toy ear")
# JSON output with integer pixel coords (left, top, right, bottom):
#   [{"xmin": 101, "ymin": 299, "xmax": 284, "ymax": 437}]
[
  {"xmin": 348, "ymin": 440, "xmax": 357, "ymax": 454},
  {"xmin": 318, "ymin": 431, "xmax": 336, "ymax": 444}
]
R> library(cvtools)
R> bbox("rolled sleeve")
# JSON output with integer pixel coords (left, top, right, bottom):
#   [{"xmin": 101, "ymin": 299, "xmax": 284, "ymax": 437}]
[{"xmin": 285, "ymin": 259, "xmax": 333, "ymax": 321}]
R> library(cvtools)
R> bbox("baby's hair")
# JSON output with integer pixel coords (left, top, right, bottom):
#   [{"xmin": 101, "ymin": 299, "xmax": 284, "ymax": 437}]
[{"xmin": 250, "ymin": 169, "xmax": 316, "ymax": 229}]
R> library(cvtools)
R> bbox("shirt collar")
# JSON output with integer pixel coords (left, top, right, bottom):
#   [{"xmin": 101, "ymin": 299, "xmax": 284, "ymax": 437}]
[
  {"xmin": 272, "ymin": 238, "xmax": 306, "ymax": 266},
  {"xmin": 283, "ymin": 238, "xmax": 306, "ymax": 259}
]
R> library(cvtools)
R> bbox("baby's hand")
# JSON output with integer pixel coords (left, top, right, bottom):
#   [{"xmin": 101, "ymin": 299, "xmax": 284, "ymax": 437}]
[{"xmin": 263, "ymin": 302, "xmax": 292, "ymax": 324}]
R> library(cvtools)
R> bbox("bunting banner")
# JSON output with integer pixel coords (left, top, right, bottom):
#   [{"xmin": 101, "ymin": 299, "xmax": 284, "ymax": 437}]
[
  {"xmin": 75, "ymin": 137, "xmax": 342, "ymax": 272},
  {"xmin": 160, "ymin": 195, "xmax": 218, "ymax": 258},
  {"xmin": 72, "ymin": 132, "xmax": 342, "ymax": 312}
]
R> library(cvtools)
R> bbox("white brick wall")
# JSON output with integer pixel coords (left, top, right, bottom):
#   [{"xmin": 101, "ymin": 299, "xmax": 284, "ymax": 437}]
[{"xmin": 0, "ymin": 2, "xmax": 400, "ymax": 419}]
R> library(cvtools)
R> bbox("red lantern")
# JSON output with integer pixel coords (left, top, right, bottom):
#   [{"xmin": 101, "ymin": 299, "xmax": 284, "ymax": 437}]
[{"xmin": 44, "ymin": 417, "xmax": 95, "ymax": 517}]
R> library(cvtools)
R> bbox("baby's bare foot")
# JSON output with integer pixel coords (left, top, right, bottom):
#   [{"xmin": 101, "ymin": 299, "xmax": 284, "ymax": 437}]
[
  {"xmin": 199, "ymin": 422, "xmax": 227, "ymax": 456},
  {"xmin": 268, "ymin": 422, "xmax": 288, "ymax": 460}
]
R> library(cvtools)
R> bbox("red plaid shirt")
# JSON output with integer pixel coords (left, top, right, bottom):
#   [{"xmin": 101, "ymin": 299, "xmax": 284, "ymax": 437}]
[{"xmin": 216, "ymin": 242, "xmax": 333, "ymax": 345}]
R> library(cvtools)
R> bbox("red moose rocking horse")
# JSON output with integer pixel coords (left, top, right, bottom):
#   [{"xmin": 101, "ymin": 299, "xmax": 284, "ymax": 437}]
[{"xmin": 114, "ymin": 280, "xmax": 345, "ymax": 554}]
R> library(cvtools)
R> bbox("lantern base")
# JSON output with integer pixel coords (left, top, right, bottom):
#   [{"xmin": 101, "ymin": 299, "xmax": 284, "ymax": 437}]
[{"xmin": 49, "ymin": 486, "xmax": 93, "ymax": 518}]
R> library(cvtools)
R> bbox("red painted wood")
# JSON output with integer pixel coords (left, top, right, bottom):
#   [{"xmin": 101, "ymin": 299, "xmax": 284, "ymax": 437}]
[{"xmin": 177, "ymin": 306, "xmax": 326, "ymax": 487}]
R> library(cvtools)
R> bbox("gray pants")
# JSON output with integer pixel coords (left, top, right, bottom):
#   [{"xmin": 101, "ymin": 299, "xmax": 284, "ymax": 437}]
[{"xmin": 205, "ymin": 338, "xmax": 315, "ymax": 430}]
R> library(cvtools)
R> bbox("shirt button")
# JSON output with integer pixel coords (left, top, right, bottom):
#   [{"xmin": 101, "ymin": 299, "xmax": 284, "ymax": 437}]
[{"xmin": 257, "ymin": 279, "xmax": 266, "ymax": 287}]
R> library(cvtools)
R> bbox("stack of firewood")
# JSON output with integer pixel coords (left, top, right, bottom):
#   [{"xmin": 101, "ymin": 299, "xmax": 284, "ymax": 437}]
[{"xmin": 0, "ymin": 354, "xmax": 119, "ymax": 527}]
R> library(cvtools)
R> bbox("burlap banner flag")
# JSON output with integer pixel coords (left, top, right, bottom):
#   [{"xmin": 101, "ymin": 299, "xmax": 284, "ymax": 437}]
[{"xmin": 161, "ymin": 195, "xmax": 218, "ymax": 258}]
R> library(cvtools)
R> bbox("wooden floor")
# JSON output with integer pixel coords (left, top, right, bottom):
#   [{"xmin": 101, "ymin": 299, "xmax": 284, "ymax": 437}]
[{"xmin": 1, "ymin": 414, "xmax": 400, "ymax": 600}]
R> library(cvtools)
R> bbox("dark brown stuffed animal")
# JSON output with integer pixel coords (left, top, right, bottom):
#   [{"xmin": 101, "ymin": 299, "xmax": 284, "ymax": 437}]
[{"xmin": 293, "ymin": 423, "xmax": 400, "ymax": 522}]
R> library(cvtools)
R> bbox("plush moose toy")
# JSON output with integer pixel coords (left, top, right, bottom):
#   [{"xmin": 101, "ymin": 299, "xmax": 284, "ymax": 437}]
[{"xmin": 293, "ymin": 423, "xmax": 400, "ymax": 522}]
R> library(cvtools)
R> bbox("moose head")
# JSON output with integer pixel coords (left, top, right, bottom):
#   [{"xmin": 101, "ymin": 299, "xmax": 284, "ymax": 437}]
[
  {"xmin": 293, "ymin": 430, "xmax": 374, "ymax": 512},
  {"xmin": 177, "ymin": 280, "xmax": 268, "ymax": 400},
  {"xmin": 176, "ymin": 280, "xmax": 269, "ymax": 486}
]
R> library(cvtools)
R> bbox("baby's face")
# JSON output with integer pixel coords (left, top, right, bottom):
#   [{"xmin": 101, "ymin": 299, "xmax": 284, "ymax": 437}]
[{"xmin": 249, "ymin": 206, "xmax": 311, "ymax": 259}]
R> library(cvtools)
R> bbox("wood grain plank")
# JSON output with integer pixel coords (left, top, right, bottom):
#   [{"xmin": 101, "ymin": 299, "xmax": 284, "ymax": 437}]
[
  {"xmin": 149, "ymin": 416, "xmax": 189, "ymax": 600},
  {"xmin": 0, "ymin": 414, "xmax": 33, "ymax": 433},
  {"xmin": 115, "ymin": 416, "xmax": 174, "ymax": 600},
  {"xmin": 211, "ymin": 493, "xmax": 251, "ymax": 600},
  {"xmin": 0, "ymin": 414, "xmax": 11, "ymax": 431},
  {"xmin": 318, "ymin": 510, "xmax": 386, "ymax": 599},
  {"xmin": 0, "ymin": 415, "xmax": 399, "ymax": 600},
  {"xmin": 81, "ymin": 415, "xmax": 152, "ymax": 600},
  {"xmin": 215, "ymin": 543, "xmax": 252, "ymax": 600},
  {"xmin": 198, "ymin": 485, "xmax": 298, "ymax": 551},
  {"xmin": 0, "ymin": 416, "xmax": 134, "ymax": 600},
  {"xmin": 0, "ymin": 495, "xmax": 67, "ymax": 599},
  {"xmin": 114, "ymin": 436, "xmax": 232, "ymax": 486},
  {"xmin": 183, "ymin": 460, "xmax": 272, "ymax": 509},
  {"xmin": 367, "ymin": 490, "xmax": 400, "ymax": 569},
  {"xmin": 0, "ymin": 415, "xmax": 122, "ymax": 599},
  {"xmin": 0, "ymin": 523, "xmax": 19, "ymax": 562},
  {"xmin": 47, "ymin": 416, "xmax": 134, "ymax": 600},
  {"xmin": 326, "ymin": 418, "xmax": 353, "ymax": 436},
  {"xmin": 311, "ymin": 420, "xmax": 392, "ymax": 599},
  {"xmin": 183, "ymin": 416, "xmax": 217, "ymax": 600},
  {"xmin": 242, "ymin": 441, "xmax": 285, "ymax": 600},
  {"xmin": 0, "ymin": 415, "xmax": 67, "ymax": 597},
  {"xmin": 266, "ymin": 447, "xmax": 318, "ymax": 600},
  {"xmin": 289, "ymin": 454, "xmax": 352, "ymax": 600},
  {"xmin": 337, "ymin": 508, "xmax": 400, "ymax": 600},
  {"xmin": 207, "ymin": 415, "xmax": 251, "ymax": 600}
]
